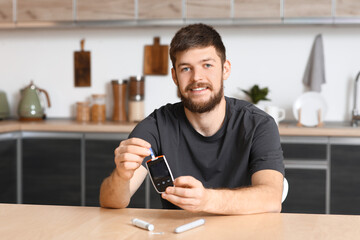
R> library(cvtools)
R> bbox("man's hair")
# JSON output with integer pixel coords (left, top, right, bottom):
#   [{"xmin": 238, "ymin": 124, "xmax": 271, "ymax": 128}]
[{"xmin": 170, "ymin": 23, "xmax": 226, "ymax": 68}]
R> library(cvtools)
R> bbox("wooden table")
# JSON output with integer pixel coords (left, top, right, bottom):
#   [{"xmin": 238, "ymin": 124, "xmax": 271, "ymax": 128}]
[{"xmin": 1, "ymin": 204, "xmax": 360, "ymax": 239}]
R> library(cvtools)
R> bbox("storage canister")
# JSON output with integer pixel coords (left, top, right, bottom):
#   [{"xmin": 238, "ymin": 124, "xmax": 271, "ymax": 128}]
[
  {"xmin": 91, "ymin": 94, "xmax": 106, "ymax": 123},
  {"xmin": 112, "ymin": 79, "xmax": 128, "ymax": 122},
  {"xmin": 128, "ymin": 75, "xmax": 144, "ymax": 122},
  {"xmin": 76, "ymin": 101, "xmax": 90, "ymax": 122}
]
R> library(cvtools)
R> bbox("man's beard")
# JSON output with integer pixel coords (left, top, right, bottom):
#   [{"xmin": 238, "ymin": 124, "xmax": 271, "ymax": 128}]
[{"xmin": 178, "ymin": 80, "xmax": 224, "ymax": 113}]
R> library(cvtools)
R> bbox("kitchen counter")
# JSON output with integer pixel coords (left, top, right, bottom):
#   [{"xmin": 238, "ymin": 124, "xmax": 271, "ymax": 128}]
[
  {"xmin": 0, "ymin": 119, "xmax": 136, "ymax": 133},
  {"xmin": 279, "ymin": 121, "xmax": 360, "ymax": 137},
  {"xmin": 1, "ymin": 119, "xmax": 360, "ymax": 137}
]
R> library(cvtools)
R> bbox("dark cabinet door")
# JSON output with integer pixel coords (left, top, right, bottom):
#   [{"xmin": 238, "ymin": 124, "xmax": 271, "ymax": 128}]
[
  {"xmin": 282, "ymin": 169, "xmax": 326, "ymax": 214},
  {"xmin": 331, "ymin": 144, "xmax": 360, "ymax": 214},
  {"xmin": 281, "ymin": 140, "xmax": 328, "ymax": 214},
  {"xmin": 85, "ymin": 139, "xmax": 146, "ymax": 208},
  {"xmin": 22, "ymin": 138, "xmax": 81, "ymax": 206},
  {"xmin": 0, "ymin": 139, "xmax": 17, "ymax": 203}
]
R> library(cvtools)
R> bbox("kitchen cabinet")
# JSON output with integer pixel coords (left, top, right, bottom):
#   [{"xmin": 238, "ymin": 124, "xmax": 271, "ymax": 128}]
[
  {"xmin": 22, "ymin": 133, "xmax": 81, "ymax": 206},
  {"xmin": 336, "ymin": 0, "xmax": 360, "ymax": 17},
  {"xmin": 186, "ymin": 0, "xmax": 231, "ymax": 19},
  {"xmin": 234, "ymin": 0, "xmax": 280, "ymax": 18},
  {"xmin": 77, "ymin": 0, "xmax": 134, "ymax": 21},
  {"xmin": 330, "ymin": 138, "xmax": 360, "ymax": 215},
  {"xmin": 282, "ymin": 169, "xmax": 326, "ymax": 214},
  {"xmin": 0, "ymin": 0, "xmax": 12, "ymax": 22},
  {"xmin": 17, "ymin": 0, "xmax": 72, "ymax": 22},
  {"xmin": 284, "ymin": 0, "xmax": 332, "ymax": 17},
  {"xmin": 280, "ymin": 137, "xmax": 329, "ymax": 214},
  {"xmin": 138, "ymin": 0, "xmax": 182, "ymax": 19},
  {"xmin": 85, "ymin": 138, "xmax": 118, "ymax": 207},
  {"xmin": 0, "ymin": 133, "xmax": 17, "ymax": 203},
  {"xmin": 84, "ymin": 134, "xmax": 147, "ymax": 208}
]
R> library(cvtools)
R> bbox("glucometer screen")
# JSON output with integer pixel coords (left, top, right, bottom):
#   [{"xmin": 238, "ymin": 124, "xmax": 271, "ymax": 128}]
[
  {"xmin": 146, "ymin": 156, "xmax": 174, "ymax": 193},
  {"xmin": 148, "ymin": 157, "xmax": 170, "ymax": 181}
]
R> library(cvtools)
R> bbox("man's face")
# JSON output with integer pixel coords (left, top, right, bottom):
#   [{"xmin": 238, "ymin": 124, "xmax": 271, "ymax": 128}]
[{"xmin": 171, "ymin": 46, "xmax": 231, "ymax": 113}]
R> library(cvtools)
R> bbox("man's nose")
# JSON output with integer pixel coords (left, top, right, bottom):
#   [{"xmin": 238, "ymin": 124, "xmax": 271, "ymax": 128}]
[{"xmin": 192, "ymin": 67, "xmax": 204, "ymax": 81}]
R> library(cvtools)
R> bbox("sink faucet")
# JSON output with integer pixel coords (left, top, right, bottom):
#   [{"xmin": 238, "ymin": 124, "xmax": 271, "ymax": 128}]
[{"xmin": 352, "ymin": 71, "xmax": 360, "ymax": 127}]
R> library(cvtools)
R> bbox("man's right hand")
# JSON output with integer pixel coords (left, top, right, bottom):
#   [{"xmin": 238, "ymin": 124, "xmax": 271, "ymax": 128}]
[{"xmin": 114, "ymin": 138, "xmax": 152, "ymax": 181}]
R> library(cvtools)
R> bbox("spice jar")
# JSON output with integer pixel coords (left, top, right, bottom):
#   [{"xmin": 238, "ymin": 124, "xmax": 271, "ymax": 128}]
[
  {"xmin": 128, "ymin": 75, "xmax": 144, "ymax": 122},
  {"xmin": 76, "ymin": 102, "xmax": 90, "ymax": 122},
  {"xmin": 91, "ymin": 94, "xmax": 106, "ymax": 123}
]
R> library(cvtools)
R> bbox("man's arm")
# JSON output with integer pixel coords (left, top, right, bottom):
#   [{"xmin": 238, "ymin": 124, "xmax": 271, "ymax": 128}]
[
  {"xmin": 161, "ymin": 169, "xmax": 283, "ymax": 215},
  {"xmin": 99, "ymin": 138, "xmax": 150, "ymax": 208}
]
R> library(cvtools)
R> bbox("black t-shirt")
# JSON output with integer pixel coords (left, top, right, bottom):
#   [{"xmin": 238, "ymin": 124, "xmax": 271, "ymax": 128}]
[{"xmin": 129, "ymin": 97, "xmax": 285, "ymax": 208}]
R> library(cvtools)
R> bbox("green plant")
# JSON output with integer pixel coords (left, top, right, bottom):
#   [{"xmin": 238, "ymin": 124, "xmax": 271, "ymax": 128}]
[{"xmin": 240, "ymin": 85, "xmax": 270, "ymax": 104}]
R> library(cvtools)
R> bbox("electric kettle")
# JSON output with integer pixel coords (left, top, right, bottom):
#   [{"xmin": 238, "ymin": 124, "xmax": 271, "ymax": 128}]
[
  {"xmin": 18, "ymin": 81, "xmax": 51, "ymax": 121},
  {"xmin": 0, "ymin": 90, "xmax": 10, "ymax": 120}
]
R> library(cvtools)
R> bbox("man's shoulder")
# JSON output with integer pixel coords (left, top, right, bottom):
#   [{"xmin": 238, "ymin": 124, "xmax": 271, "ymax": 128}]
[
  {"xmin": 129, "ymin": 102, "xmax": 183, "ymax": 140},
  {"xmin": 151, "ymin": 102, "xmax": 183, "ymax": 119},
  {"xmin": 226, "ymin": 97, "xmax": 265, "ymax": 116},
  {"xmin": 225, "ymin": 96, "xmax": 273, "ymax": 126}
]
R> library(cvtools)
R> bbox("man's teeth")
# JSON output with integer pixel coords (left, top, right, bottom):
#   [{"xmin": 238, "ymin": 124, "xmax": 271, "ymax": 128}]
[{"xmin": 192, "ymin": 87, "xmax": 207, "ymax": 91}]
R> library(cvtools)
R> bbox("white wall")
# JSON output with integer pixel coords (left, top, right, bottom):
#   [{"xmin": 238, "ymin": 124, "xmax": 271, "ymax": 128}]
[{"xmin": 1, "ymin": 25, "xmax": 359, "ymax": 122}]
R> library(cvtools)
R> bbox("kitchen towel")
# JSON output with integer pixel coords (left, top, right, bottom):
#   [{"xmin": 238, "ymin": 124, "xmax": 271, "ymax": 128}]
[{"xmin": 302, "ymin": 34, "xmax": 326, "ymax": 92}]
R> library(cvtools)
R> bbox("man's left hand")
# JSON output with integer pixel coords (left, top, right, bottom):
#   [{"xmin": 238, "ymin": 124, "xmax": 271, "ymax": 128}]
[{"xmin": 161, "ymin": 176, "xmax": 210, "ymax": 212}]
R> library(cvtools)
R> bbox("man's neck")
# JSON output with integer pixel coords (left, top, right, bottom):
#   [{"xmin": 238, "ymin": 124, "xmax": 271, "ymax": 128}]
[{"xmin": 184, "ymin": 97, "xmax": 227, "ymax": 137}]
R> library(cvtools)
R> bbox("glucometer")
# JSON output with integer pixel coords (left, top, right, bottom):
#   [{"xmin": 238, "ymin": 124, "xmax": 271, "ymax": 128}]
[{"xmin": 146, "ymin": 148, "xmax": 174, "ymax": 193}]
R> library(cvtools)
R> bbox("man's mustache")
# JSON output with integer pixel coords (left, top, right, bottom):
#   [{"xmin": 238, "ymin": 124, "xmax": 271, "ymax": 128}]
[{"xmin": 185, "ymin": 82, "xmax": 213, "ymax": 91}]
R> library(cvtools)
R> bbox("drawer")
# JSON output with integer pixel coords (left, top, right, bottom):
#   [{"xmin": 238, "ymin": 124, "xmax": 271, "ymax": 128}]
[{"xmin": 282, "ymin": 143, "xmax": 327, "ymax": 161}]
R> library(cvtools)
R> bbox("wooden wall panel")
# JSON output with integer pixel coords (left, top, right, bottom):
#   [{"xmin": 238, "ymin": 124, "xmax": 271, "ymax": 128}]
[
  {"xmin": 138, "ymin": 0, "xmax": 182, "ymax": 19},
  {"xmin": 234, "ymin": 0, "xmax": 280, "ymax": 18},
  {"xmin": 336, "ymin": 0, "xmax": 360, "ymax": 17},
  {"xmin": 186, "ymin": 0, "xmax": 231, "ymax": 18},
  {"xmin": 17, "ymin": 0, "xmax": 72, "ymax": 21},
  {"xmin": 285, "ymin": 0, "xmax": 332, "ymax": 17},
  {"xmin": 77, "ymin": 0, "xmax": 134, "ymax": 21},
  {"xmin": 0, "ymin": 0, "xmax": 12, "ymax": 22}
]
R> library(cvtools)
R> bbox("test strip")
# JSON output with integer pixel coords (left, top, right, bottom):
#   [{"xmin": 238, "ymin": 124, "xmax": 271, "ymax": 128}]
[
  {"xmin": 174, "ymin": 219, "xmax": 205, "ymax": 233},
  {"xmin": 149, "ymin": 147, "xmax": 155, "ymax": 159}
]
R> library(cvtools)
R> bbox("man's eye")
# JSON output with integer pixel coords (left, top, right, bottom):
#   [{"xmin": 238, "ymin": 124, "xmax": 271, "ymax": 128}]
[
  {"xmin": 181, "ymin": 67, "xmax": 190, "ymax": 72},
  {"xmin": 205, "ymin": 64, "xmax": 212, "ymax": 68}
]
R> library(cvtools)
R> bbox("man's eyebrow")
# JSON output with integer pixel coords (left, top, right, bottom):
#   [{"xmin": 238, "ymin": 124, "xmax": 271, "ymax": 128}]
[
  {"xmin": 177, "ymin": 63, "xmax": 189, "ymax": 68},
  {"xmin": 201, "ymin": 58, "xmax": 216, "ymax": 62},
  {"xmin": 177, "ymin": 58, "xmax": 216, "ymax": 68}
]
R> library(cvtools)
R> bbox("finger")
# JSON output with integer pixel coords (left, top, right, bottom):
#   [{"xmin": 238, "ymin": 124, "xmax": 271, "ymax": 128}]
[
  {"xmin": 120, "ymin": 138, "xmax": 151, "ymax": 149},
  {"xmin": 165, "ymin": 186, "xmax": 195, "ymax": 198},
  {"xmin": 174, "ymin": 176, "xmax": 202, "ymax": 188},
  {"xmin": 115, "ymin": 152, "xmax": 144, "ymax": 166},
  {"xmin": 120, "ymin": 161, "xmax": 140, "ymax": 170},
  {"xmin": 117, "ymin": 144, "xmax": 151, "ymax": 158},
  {"xmin": 162, "ymin": 192, "xmax": 199, "ymax": 206}
]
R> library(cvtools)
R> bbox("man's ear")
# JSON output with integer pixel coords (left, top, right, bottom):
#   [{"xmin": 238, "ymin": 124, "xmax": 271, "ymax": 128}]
[
  {"xmin": 171, "ymin": 68, "xmax": 179, "ymax": 86},
  {"xmin": 222, "ymin": 60, "xmax": 231, "ymax": 81}
]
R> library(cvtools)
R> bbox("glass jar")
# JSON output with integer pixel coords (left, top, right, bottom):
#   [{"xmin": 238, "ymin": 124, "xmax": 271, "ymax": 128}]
[
  {"xmin": 128, "ymin": 76, "xmax": 145, "ymax": 122},
  {"xmin": 91, "ymin": 94, "xmax": 106, "ymax": 123},
  {"xmin": 76, "ymin": 102, "xmax": 90, "ymax": 122}
]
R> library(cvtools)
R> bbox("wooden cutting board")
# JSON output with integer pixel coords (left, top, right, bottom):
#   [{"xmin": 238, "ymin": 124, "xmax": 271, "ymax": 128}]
[
  {"xmin": 74, "ymin": 39, "xmax": 91, "ymax": 87},
  {"xmin": 144, "ymin": 37, "xmax": 169, "ymax": 75}
]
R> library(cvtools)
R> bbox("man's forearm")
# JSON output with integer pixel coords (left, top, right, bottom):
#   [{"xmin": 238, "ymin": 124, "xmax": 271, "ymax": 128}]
[
  {"xmin": 203, "ymin": 185, "xmax": 282, "ymax": 215},
  {"xmin": 99, "ymin": 171, "xmax": 131, "ymax": 209}
]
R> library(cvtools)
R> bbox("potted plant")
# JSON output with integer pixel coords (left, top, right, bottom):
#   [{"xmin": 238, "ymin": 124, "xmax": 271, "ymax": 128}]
[{"xmin": 240, "ymin": 84, "xmax": 270, "ymax": 104}]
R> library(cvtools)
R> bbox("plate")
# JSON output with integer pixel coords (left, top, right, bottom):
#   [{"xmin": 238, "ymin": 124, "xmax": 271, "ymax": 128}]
[{"xmin": 293, "ymin": 92, "xmax": 327, "ymax": 127}]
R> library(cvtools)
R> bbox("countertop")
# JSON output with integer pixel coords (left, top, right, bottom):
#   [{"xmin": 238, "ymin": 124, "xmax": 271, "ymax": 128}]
[
  {"xmin": 1, "ymin": 204, "xmax": 360, "ymax": 239},
  {"xmin": 0, "ymin": 119, "xmax": 136, "ymax": 133},
  {"xmin": 1, "ymin": 119, "xmax": 360, "ymax": 137}
]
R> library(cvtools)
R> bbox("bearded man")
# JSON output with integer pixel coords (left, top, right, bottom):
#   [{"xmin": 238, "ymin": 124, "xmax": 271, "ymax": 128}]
[{"xmin": 99, "ymin": 24, "xmax": 285, "ymax": 214}]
